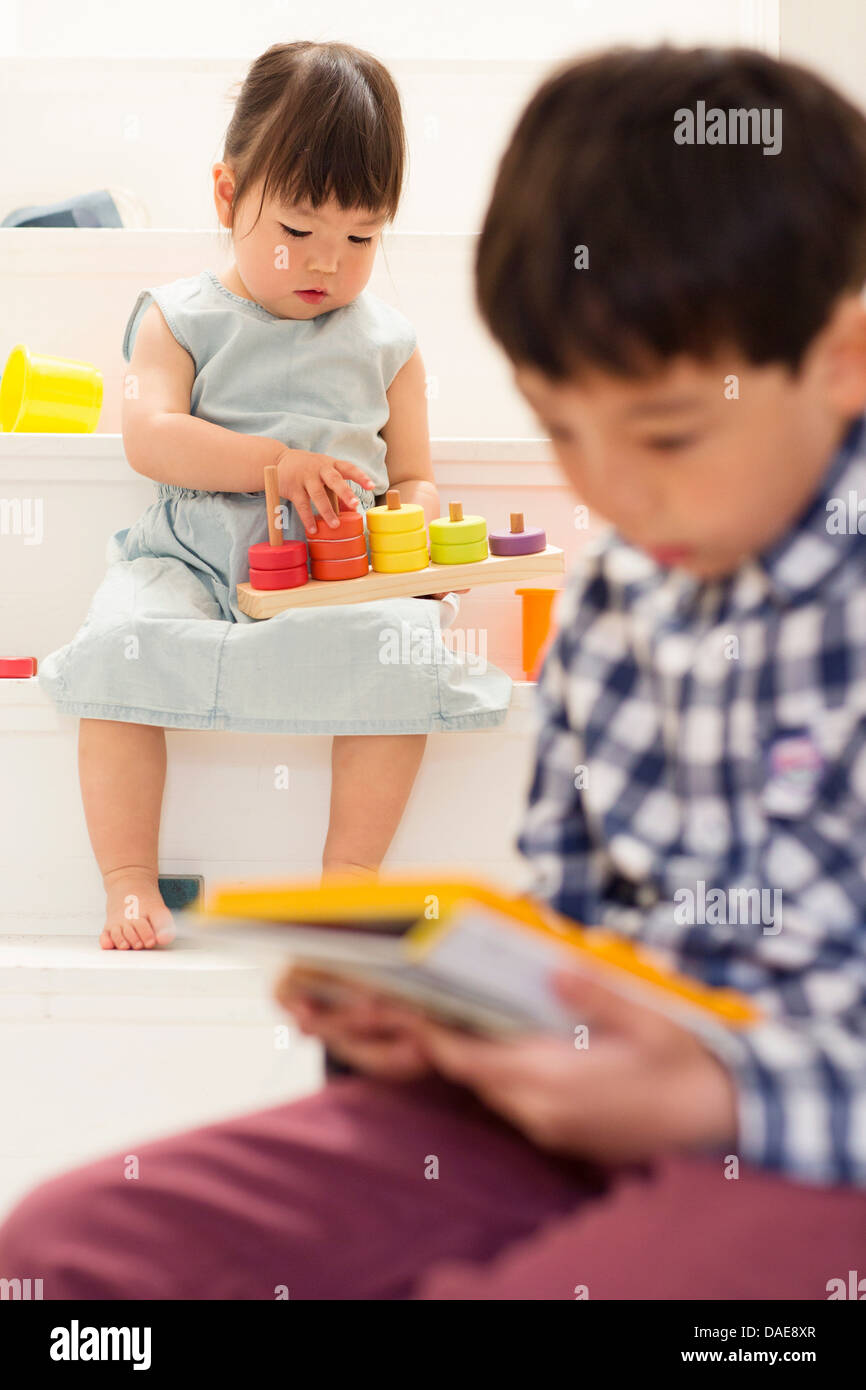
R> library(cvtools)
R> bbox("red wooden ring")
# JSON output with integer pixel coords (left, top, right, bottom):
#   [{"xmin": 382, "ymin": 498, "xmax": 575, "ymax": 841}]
[
  {"xmin": 248, "ymin": 540, "xmax": 308, "ymax": 570},
  {"xmin": 308, "ymin": 535, "xmax": 369, "ymax": 561},
  {"xmin": 249, "ymin": 563, "xmax": 309, "ymax": 590},
  {"xmin": 311, "ymin": 554, "xmax": 370, "ymax": 581},
  {"xmin": 0, "ymin": 656, "xmax": 38, "ymax": 678}
]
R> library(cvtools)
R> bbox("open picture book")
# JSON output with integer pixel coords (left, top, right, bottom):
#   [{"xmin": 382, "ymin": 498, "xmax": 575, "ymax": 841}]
[{"xmin": 177, "ymin": 877, "xmax": 761, "ymax": 1044}]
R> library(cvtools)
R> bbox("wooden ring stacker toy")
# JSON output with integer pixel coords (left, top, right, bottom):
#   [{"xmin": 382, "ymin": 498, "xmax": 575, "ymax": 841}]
[
  {"xmin": 367, "ymin": 488, "xmax": 428, "ymax": 574},
  {"xmin": 429, "ymin": 500, "xmax": 488, "ymax": 564},
  {"xmin": 247, "ymin": 465, "xmax": 309, "ymax": 591},
  {"xmin": 235, "ymin": 480, "xmax": 565, "ymax": 615},
  {"xmin": 489, "ymin": 511, "xmax": 547, "ymax": 556}
]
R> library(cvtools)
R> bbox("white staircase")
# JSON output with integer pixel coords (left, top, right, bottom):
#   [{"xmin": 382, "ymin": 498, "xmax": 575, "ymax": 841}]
[{"xmin": 0, "ymin": 5, "xmax": 776, "ymax": 1218}]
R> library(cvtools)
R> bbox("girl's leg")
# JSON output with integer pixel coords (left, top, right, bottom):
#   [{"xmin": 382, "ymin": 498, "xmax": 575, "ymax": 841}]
[
  {"xmin": 323, "ymin": 734, "xmax": 427, "ymax": 877},
  {"xmin": 78, "ymin": 718, "xmax": 175, "ymax": 950}
]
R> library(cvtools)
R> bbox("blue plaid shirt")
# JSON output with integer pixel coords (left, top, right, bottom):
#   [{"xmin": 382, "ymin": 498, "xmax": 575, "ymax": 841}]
[{"xmin": 518, "ymin": 413, "xmax": 866, "ymax": 1186}]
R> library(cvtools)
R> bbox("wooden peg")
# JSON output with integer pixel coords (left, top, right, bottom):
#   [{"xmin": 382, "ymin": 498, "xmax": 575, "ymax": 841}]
[
  {"xmin": 386, "ymin": 488, "xmax": 402, "ymax": 510},
  {"xmin": 449, "ymin": 501, "xmax": 464, "ymax": 523},
  {"xmin": 510, "ymin": 512, "xmax": 525, "ymax": 534},
  {"xmin": 264, "ymin": 465, "xmax": 283, "ymax": 547}
]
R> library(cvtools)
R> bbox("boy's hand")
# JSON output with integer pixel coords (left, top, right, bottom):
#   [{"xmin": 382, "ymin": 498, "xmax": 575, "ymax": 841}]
[
  {"xmin": 275, "ymin": 966, "xmax": 433, "ymax": 1080},
  {"xmin": 406, "ymin": 972, "xmax": 739, "ymax": 1164},
  {"xmin": 274, "ymin": 448, "xmax": 374, "ymax": 535}
]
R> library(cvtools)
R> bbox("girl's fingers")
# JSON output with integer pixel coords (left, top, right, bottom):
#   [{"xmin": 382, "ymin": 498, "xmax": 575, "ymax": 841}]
[
  {"xmin": 322, "ymin": 466, "xmax": 363, "ymax": 513},
  {"xmin": 332, "ymin": 460, "xmax": 375, "ymax": 493},
  {"xmin": 289, "ymin": 490, "xmax": 317, "ymax": 536},
  {"xmin": 307, "ymin": 479, "xmax": 339, "ymax": 528}
]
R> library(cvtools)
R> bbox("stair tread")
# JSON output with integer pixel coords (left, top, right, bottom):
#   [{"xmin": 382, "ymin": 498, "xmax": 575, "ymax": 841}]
[{"xmin": 0, "ymin": 933, "xmax": 269, "ymax": 996}]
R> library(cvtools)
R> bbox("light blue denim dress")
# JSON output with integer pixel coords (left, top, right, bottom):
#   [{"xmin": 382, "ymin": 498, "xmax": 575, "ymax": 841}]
[{"xmin": 38, "ymin": 270, "xmax": 512, "ymax": 733}]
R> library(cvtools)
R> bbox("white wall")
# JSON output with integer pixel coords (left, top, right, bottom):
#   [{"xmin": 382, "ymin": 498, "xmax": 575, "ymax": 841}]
[
  {"xmin": 0, "ymin": 0, "xmax": 778, "ymax": 59},
  {"xmin": 0, "ymin": 2, "xmax": 779, "ymax": 235},
  {"xmin": 779, "ymin": 0, "xmax": 866, "ymax": 106}
]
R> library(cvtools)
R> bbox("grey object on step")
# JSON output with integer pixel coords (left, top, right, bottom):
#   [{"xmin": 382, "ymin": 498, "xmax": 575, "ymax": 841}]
[
  {"xmin": 158, "ymin": 876, "xmax": 204, "ymax": 910},
  {"xmin": 3, "ymin": 189, "xmax": 125, "ymax": 227}
]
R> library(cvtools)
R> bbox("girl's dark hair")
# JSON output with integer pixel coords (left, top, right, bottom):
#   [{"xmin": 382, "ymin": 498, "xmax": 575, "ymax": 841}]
[
  {"xmin": 475, "ymin": 46, "xmax": 866, "ymax": 379},
  {"xmin": 221, "ymin": 41, "xmax": 407, "ymax": 235}
]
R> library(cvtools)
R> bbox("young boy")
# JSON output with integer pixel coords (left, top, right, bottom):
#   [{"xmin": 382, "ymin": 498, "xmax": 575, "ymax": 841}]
[{"xmin": 2, "ymin": 45, "xmax": 866, "ymax": 1299}]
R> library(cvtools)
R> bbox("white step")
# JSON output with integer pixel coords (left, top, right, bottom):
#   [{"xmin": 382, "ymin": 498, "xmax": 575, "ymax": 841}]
[
  {"xmin": 0, "ymin": 676, "xmax": 540, "ymax": 936},
  {"xmin": 0, "ymin": 933, "xmax": 324, "ymax": 1218}
]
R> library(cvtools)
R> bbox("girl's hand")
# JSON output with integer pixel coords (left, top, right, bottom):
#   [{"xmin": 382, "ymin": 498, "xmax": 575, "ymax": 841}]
[
  {"xmin": 275, "ymin": 449, "xmax": 375, "ymax": 535},
  {"xmin": 404, "ymin": 971, "xmax": 739, "ymax": 1164},
  {"xmin": 275, "ymin": 966, "xmax": 434, "ymax": 1080}
]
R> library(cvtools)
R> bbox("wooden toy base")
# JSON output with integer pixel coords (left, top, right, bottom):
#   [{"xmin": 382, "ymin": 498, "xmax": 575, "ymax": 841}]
[{"xmin": 238, "ymin": 545, "xmax": 565, "ymax": 618}]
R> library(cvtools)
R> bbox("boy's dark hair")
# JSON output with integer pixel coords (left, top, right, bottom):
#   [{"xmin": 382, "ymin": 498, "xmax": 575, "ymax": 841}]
[
  {"xmin": 221, "ymin": 41, "xmax": 407, "ymax": 235},
  {"xmin": 475, "ymin": 47, "xmax": 866, "ymax": 379}
]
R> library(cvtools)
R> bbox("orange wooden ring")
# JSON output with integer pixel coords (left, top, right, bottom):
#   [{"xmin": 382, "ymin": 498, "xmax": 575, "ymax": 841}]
[
  {"xmin": 248, "ymin": 540, "xmax": 308, "ymax": 571},
  {"xmin": 308, "ymin": 535, "xmax": 369, "ymax": 561},
  {"xmin": 311, "ymin": 554, "xmax": 370, "ymax": 581},
  {"xmin": 249, "ymin": 563, "xmax": 309, "ymax": 590},
  {"xmin": 308, "ymin": 510, "xmax": 364, "ymax": 541}
]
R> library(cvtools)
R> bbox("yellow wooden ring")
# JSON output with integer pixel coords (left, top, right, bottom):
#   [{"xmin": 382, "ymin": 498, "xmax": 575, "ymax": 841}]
[
  {"xmin": 366, "ymin": 502, "xmax": 426, "ymax": 535},
  {"xmin": 372, "ymin": 546, "xmax": 430, "ymax": 573},
  {"xmin": 429, "ymin": 514, "xmax": 487, "ymax": 545},
  {"xmin": 430, "ymin": 538, "xmax": 489, "ymax": 565},
  {"xmin": 368, "ymin": 523, "xmax": 427, "ymax": 554}
]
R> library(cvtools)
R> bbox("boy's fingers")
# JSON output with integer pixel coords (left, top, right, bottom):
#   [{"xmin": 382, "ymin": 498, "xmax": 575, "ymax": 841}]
[
  {"xmin": 551, "ymin": 969, "xmax": 670, "ymax": 1041},
  {"xmin": 411, "ymin": 1018, "xmax": 512, "ymax": 1081}
]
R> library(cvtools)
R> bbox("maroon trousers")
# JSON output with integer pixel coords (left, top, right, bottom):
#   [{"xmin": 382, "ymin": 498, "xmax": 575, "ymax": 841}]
[{"xmin": 1, "ymin": 1075, "xmax": 864, "ymax": 1300}]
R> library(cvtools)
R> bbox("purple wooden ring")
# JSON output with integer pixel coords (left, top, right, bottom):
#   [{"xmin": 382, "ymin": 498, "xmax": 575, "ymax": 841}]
[{"xmin": 488, "ymin": 528, "xmax": 547, "ymax": 556}]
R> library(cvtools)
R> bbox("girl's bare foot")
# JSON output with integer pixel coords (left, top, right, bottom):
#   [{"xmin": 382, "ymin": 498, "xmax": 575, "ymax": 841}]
[{"xmin": 100, "ymin": 869, "xmax": 175, "ymax": 951}]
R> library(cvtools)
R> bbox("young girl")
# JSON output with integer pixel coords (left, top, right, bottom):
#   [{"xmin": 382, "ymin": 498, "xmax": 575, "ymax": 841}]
[{"xmin": 38, "ymin": 40, "xmax": 511, "ymax": 950}]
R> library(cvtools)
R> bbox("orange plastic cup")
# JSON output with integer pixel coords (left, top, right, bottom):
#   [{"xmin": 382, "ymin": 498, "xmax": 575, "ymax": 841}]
[{"xmin": 515, "ymin": 587, "xmax": 558, "ymax": 679}]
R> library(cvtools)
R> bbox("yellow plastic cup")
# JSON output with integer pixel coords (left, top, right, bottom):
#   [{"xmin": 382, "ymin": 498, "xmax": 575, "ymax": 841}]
[{"xmin": 0, "ymin": 344, "xmax": 103, "ymax": 432}]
